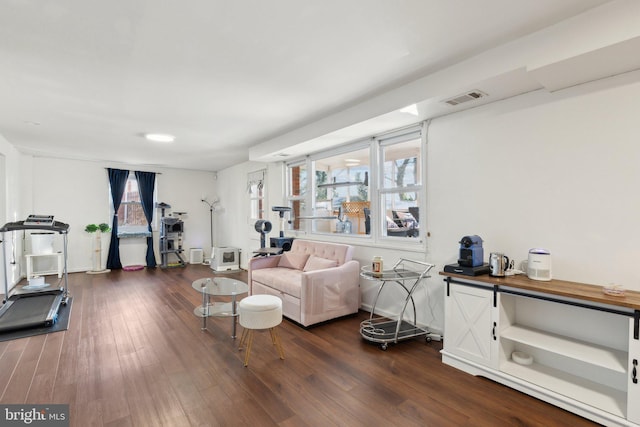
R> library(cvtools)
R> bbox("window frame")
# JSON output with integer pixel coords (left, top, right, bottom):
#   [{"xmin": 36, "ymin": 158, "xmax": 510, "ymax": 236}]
[
  {"xmin": 248, "ymin": 169, "xmax": 267, "ymax": 222},
  {"xmin": 284, "ymin": 122, "xmax": 426, "ymax": 248},
  {"xmin": 112, "ymin": 172, "xmax": 157, "ymax": 238},
  {"xmin": 377, "ymin": 126, "xmax": 423, "ymax": 240}
]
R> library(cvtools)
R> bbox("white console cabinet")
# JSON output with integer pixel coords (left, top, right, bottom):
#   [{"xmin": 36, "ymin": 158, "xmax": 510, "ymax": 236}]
[{"xmin": 441, "ymin": 272, "xmax": 640, "ymax": 427}]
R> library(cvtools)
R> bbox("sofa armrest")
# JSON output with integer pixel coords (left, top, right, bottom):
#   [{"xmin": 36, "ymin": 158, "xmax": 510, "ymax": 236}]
[
  {"xmin": 248, "ymin": 255, "xmax": 281, "ymax": 271},
  {"xmin": 248, "ymin": 255, "xmax": 282, "ymax": 294},
  {"xmin": 299, "ymin": 260, "xmax": 360, "ymax": 326}
]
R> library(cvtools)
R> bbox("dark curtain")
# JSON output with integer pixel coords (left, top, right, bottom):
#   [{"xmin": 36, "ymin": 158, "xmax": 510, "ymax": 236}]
[
  {"xmin": 106, "ymin": 168, "xmax": 130, "ymax": 270},
  {"xmin": 135, "ymin": 170, "xmax": 157, "ymax": 268}
]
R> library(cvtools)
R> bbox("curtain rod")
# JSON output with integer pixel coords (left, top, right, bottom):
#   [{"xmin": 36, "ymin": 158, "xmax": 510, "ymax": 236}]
[{"xmin": 104, "ymin": 167, "xmax": 162, "ymax": 174}]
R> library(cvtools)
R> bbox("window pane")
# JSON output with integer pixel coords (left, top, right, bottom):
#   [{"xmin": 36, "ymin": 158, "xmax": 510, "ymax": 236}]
[
  {"xmin": 248, "ymin": 170, "xmax": 266, "ymax": 220},
  {"xmin": 290, "ymin": 199, "xmax": 305, "ymax": 231},
  {"xmin": 287, "ymin": 163, "xmax": 306, "ymax": 231},
  {"xmin": 249, "ymin": 198, "xmax": 264, "ymax": 220},
  {"xmin": 314, "ymin": 147, "xmax": 369, "ymax": 235},
  {"xmin": 382, "ymin": 192, "xmax": 420, "ymax": 238},
  {"xmin": 118, "ymin": 202, "xmax": 147, "ymax": 227},
  {"xmin": 382, "ymin": 138, "xmax": 421, "ymax": 189},
  {"xmin": 289, "ymin": 164, "xmax": 307, "ymax": 197},
  {"xmin": 249, "ymin": 182, "xmax": 264, "ymax": 199},
  {"xmin": 117, "ymin": 174, "xmax": 148, "ymax": 232},
  {"xmin": 314, "ymin": 148, "xmax": 369, "ymax": 207}
]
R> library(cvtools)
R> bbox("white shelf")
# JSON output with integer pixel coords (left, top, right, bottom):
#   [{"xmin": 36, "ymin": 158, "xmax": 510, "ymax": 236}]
[
  {"xmin": 501, "ymin": 359, "xmax": 626, "ymax": 417},
  {"xmin": 501, "ymin": 324, "xmax": 627, "ymax": 373}
]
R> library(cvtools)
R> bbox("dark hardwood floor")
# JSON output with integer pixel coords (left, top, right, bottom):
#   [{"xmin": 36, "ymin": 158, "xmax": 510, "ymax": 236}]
[{"xmin": 0, "ymin": 265, "xmax": 599, "ymax": 426}]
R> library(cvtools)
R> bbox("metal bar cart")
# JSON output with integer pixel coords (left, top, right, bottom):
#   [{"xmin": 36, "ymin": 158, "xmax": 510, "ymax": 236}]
[{"xmin": 360, "ymin": 258, "xmax": 437, "ymax": 350}]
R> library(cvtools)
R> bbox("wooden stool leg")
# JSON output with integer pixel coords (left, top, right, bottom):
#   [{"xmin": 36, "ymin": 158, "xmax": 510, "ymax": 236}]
[
  {"xmin": 239, "ymin": 327, "xmax": 248, "ymax": 350},
  {"xmin": 270, "ymin": 327, "xmax": 285, "ymax": 360},
  {"xmin": 243, "ymin": 330, "xmax": 254, "ymax": 367},
  {"xmin": 269, "ymin": 327, "xmax": 277, "ymax": 345}
]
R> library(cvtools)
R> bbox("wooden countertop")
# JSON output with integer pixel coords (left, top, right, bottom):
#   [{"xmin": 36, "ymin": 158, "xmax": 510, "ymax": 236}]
[{"xmin": 439, "ymin": 271, "xmax": 640, "ymax": 311}]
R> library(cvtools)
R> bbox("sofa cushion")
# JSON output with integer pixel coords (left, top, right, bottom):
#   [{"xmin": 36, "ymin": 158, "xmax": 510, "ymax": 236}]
[
  {"xmin": 291, "ymin": 239, "xmax": 353, "ymax": 266},
  {"xmin": 303, "ymin": 256, "xmax": 338, "ymax": 272},
  {"xmin": 278, "ymin": 252, "xmax": 309, "ymax": 270},
  {"xmin": 251, "ymin": 268, "xmax": 303, "ymax": 298}
]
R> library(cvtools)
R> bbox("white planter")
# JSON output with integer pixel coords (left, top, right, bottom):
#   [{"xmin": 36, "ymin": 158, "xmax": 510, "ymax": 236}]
[{"xmin": 87, "ymin": 230, "xmax": 111, "ymax": 274}]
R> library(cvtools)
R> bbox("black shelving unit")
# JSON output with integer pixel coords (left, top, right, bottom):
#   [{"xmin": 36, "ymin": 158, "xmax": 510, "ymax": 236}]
[{"xmin": 159, "ymin": 217, "xmax": 185, "ymax": 268}]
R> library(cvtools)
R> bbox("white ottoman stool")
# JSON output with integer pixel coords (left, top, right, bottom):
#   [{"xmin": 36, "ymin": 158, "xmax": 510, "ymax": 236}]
[{"xmin": 238, "ymin": 294, "xmax": 285, "ymax": 367}]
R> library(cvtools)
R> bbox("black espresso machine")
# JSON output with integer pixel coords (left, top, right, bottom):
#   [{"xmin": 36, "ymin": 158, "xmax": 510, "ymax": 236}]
[{"xmin": 444, "ymin": 235, "xmax": 490, "ymax": 276}]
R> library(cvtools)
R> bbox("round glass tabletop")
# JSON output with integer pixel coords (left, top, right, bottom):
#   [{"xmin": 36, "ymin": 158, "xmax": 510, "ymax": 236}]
[{"xmin": 192, "ymin": 277, "xmax": 249, "ymax": 296}]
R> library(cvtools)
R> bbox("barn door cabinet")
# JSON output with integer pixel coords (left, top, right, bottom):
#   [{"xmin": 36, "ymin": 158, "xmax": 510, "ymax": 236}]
[
  {"xmin": 443, "ymin": 281, "xmax": 499, "ymax": 369},
  {"xmin": 441, "ymin": 272, "xmax": 640, "ymax": 427}
]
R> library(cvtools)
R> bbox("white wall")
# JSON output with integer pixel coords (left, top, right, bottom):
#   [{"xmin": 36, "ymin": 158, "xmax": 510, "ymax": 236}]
[
  {"xmin": 29, "ymin": 157, "xmax": 217, "ymax": 272},
  {"xmin": 428, "ymin": 71, "xmax": 640, "ymax": 288},
  {"xmin": 215, "ymin": 71, "xmax": 640, "ymax": 335}
]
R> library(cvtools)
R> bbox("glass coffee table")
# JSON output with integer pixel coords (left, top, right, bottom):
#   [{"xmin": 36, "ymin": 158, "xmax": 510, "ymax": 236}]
[{"xmin": 192, "ymin": 277, "xmax": 249, "ymax": 338}]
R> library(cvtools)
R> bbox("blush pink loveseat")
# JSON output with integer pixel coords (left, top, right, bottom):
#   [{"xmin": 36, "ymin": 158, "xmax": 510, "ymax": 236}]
[{"xmin": 248, "ymin": 239, "xmax": 360, "ymax": 327}]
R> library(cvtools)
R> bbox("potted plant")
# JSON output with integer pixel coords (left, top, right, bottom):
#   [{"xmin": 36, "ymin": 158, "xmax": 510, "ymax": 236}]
[{"xmin": 85, "ymin": 223, "xmax": 111, "ymax": 273}]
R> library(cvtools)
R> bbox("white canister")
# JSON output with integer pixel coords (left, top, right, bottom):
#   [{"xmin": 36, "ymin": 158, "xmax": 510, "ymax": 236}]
[{"xmin": 527, "ymin": 248, "xmax": 552, "ymax": 281}]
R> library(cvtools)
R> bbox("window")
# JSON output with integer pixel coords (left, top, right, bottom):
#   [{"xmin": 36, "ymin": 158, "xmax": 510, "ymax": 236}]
[
  {"xmin": 285, "ymin": 123, "xmax": 423, "ymax": 244},
  {"xmin": 286, "ymin": 161, "xmax": 307, "ymax": 231},
  {"xmin": 116, "ymin": 173, "xmax": 152, "ymax": 237},
  {"xmin": 312, "ymin": 145, "xmax": 370, "ymax": 234},
  {"xmin": 379, "ymin": 134, "xmax": 422, "ymax": 238},
  {"xmin": 248, "ymin": 169, "xmax": 267, "ymax": 220}
]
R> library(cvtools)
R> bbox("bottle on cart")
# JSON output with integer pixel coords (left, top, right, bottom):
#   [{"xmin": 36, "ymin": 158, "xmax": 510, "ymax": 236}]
[{"xmin": 372, "ymin": 256, "xmax": 383, "ymax": 277}]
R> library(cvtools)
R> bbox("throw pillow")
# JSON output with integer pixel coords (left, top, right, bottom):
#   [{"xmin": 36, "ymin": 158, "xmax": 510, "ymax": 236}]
[
  {"xmin": 386, "ymin": 216, "xmax": 399, "ymax": 229},
  {"xmin": 303, "ymin": 256, "xmax": 338, "ymax": 272},
  {"xmin": 278, "ymin": 252, "xmax": 310, "ymax": 270}
]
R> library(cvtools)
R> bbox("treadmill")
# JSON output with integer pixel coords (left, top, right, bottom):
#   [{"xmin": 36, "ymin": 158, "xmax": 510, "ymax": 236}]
[{"xmin": 0, "ymin": 216, "xmax": 70, "ymax": 333}]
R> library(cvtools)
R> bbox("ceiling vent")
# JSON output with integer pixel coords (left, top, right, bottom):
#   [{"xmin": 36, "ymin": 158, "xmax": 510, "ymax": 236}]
[{"xmin": 444, "ymin": 90, "xmax": 487, "ymax": 106}]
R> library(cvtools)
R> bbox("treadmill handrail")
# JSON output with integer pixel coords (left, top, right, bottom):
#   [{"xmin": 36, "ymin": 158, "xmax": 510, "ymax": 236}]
[{"xmin": 0, "ymin": 220, "xmax": 69, "ymax": 233}]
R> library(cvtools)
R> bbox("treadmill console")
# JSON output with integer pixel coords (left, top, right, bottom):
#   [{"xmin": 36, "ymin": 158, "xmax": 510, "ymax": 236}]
[{"xmin": 24, "ymin": 215, "xmax": 55, "ymax": 226}]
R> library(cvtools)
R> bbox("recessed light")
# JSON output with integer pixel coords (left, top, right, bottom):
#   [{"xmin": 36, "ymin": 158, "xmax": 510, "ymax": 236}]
[{"xmin": 144, "ymin": 133, "xmax": 175, "ymax": 143}]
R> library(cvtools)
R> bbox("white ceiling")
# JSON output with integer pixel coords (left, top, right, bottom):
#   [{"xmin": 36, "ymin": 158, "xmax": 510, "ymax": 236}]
[{"xmin": 0, "ymin": 0, "xmax": 613, "ymax": 172}]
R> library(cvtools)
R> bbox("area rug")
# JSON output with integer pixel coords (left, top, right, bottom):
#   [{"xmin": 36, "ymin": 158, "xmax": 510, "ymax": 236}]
[{"xmin": 0, "ymin": 297, "xmax": 73, "ymax": 342}]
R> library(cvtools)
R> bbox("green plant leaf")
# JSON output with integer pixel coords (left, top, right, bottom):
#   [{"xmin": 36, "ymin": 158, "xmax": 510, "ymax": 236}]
[{"xmin": 85, "ymin": 224, "xmax": 98, "ymax": 233}]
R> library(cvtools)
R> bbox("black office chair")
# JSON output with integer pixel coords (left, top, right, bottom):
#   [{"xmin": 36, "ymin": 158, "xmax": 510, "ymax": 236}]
[
  {"xmin": 408, "ymin": 207, "xmax": 419, "ymax": 224},
  {"xmin": 363, "ymin": 208, "xmax": 371, "ymax": 235}
]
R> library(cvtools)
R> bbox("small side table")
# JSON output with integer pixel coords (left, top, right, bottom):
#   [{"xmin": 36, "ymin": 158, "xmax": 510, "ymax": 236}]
[
  {"xmin": 360, "ymin": 259, "xmax": 438, "ymax": 350},
  {"xmin": 25, "ymin": 252, "xmax": 64, "ymax": 279},
  {"xmin": 192, "ymin": 277, "xmax": 249, "ymax": 338}
]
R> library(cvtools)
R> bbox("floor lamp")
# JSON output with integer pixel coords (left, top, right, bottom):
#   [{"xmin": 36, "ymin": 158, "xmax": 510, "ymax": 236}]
[{"xmin": 201, "ymin": 198, "xmax": 219, "ymax": 261}]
